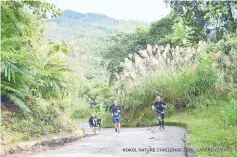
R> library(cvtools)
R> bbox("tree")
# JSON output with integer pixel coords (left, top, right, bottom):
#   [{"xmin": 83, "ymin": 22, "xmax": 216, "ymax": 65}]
[
  {"xmin": 165, "ymin": 0, "xmax": 237, "ymax": 42},
  {"xmin": 148, "ymin": 13, "xmax": 175, "ymax": 45},
  {"xmin": 102, "ymin": 28, "xmax": 149, "ymax": 84},
  {"xmin": 1, "ymin": 1, "xmax": 64, "ymax": 112},
  {"xmin": 31, "ymin": 41, "xmax": 70, "ymax": 99},
  {"xmin": 23, "ymin": 0, "xmax": 62, "ymax": 19},
  {"xmin": 134, "ymin": 26, "xmax": 149, "ymax": 49},
  {"xmin": 166, "ymin": 17, "xmax": 194, "ymax": 46},
  {"xmin": 201, "ymin": 1, "xmax": 237, "ymax": 41}
]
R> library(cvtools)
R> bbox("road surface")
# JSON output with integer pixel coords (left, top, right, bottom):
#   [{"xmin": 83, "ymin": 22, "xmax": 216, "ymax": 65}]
[{"xmin": 27, "ymin": 122, "xmax": 187, "ymax": 157}]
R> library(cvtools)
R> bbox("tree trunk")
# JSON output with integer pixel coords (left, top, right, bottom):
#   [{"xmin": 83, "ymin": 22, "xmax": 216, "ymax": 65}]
[{"xmin": 228, "ymin": 2, "xmax": 237, "ymax": 32}]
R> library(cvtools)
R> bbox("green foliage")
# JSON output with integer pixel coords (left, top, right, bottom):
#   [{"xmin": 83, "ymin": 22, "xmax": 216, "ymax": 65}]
[
  {"xmin": 134, "ymin": 26, "xmax": 149, "ymax": 47},
  {"xmin": 148, "ymin": 13, "xmax": 175, "ymax": 45},
  {"xmin": 45, "ymin": 10, "xmax": 149, "ymax": 42},
  {"xmin": 2, "ymin": 98, "xmax": 74, "ymax": 144},
  {"xmin": 165, "ymin": 1, "xmax": 206, "ymax": 43},
  {"xmin": 167, "ymin": 97, "xmax": 237, "ymax": 157},
  {"xmin": 201, "ymin": 1, "xmax": 237, "ymax": 33},
  {"xmin": 1, "ymin": 0, "xmax": 71, "ymax": 106},
  {"xmin": 102, "ymin": 27, "xmax": 150, "ymax": 83},
  {"xmin": 32, "ymin": 41, "xmax": 71, "ymax": 99},
  {"xmin": 71, "ymin": 108, "xmax": 91, "ymax": 119},
  {"xmin": 1, "ymin": 1, "xmax": 37, "ymax": 111},
  {"xmin": 1, "ymin": 0, "xmax": 75, "ymax": 142},
  {"xmin": 189, "ymin": 53, "xmax": 218, "ymax": 95},
  {"xmin": 66, "ymin": 39, "xmax": 109, "ymax": 82},
  {"xmin": 69, "ymin": 76, "xmax": 113, "ymax": 120},
  {"xmin": 23, "ymin": 0, "xmax": 62, "ymax": 19},
  {"xmin": 224, "ymin": 30, "xmax": 237, "ymax": 55},
  {"xmin": 7, "ymin": 94, "xmax": 32, "ymax": 113},
  {"xmin": 165, "ymin": 0, "xmax": 237, "ymax": 42},
  {"xmin": 223, "ymin": 99, "xmax": 237, "ymax": 126},
  {"xmin": 166, "ymin": 17, "xmax": 194, "ymax": 46},
  {"xmin": 1, "ymin": 1, "xmax": 38, "ymax": 50},
  {"xmin": 197, "ymin": 32, "xmax": 237, "ymax": 83}
]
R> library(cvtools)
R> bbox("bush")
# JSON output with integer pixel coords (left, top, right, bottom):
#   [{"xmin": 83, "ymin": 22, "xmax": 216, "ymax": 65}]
[{"xmin": 71, "ymin": 108, "xmax": 91, "ymax": 119}]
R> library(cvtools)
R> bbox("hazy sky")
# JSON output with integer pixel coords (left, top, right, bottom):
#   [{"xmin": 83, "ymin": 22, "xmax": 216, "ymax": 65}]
[{"xmin": 47, "ymin": 0, "xmax": 171, "ymax": 22}]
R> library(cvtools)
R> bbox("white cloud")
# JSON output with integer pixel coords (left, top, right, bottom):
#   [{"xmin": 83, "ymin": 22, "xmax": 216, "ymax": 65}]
[{"xmin": 46, "ymin": 0, "xmax": 171, "ymax": 22}]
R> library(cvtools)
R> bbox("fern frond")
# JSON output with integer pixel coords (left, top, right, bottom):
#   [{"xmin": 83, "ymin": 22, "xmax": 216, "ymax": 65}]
[
  {"xmin": 6, "ymin": 93, "xmax": 32, "ymax": 113},
  {"xmin": 1, "ymin": 81, "xmax": 26, "ymax": 97}
]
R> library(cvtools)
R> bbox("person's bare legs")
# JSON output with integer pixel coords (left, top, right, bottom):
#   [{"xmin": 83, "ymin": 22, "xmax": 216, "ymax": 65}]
[
  {"xmin": 114, "ymin": 123, "xmax": 118, "ymax": 132},
  {"xmin": 161, "ymin": 113, "xmax": 165, "ymax": 129},
  {"xmin": 161, "ymin": 117, "xmax": 165, "ymax": 129},
  {"xmin": 117, "ymin": 123, "xmax": 120, "ymax": 133},
  {"xmin": 158, "ymin": 116, "xmax": 162, "ymax": 129}
]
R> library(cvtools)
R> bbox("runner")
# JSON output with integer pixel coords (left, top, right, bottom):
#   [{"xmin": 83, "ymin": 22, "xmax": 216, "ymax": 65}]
[
  {"xmin": 110, "ymin": 99, "xmax": 122, "ymax": 133},
  {"xmin": 152, "ymin": 95, "xmax": 167, "ymax": 129},
  {"xmin": 97, "ymin": 117, "xmax": 102, "ymax": 130},
  {"xmin": 89, "ymin": 115, "xmax": 94, "ymax": 128},
  {"xmin": 89, "ymin": 115, "xmax": 97, "ymax": 134}
]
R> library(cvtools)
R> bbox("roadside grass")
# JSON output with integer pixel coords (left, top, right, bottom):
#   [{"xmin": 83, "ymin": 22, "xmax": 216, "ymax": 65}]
[{"xmin": 167, "ymin": 101, "xmax": 237, "ymax": 157}]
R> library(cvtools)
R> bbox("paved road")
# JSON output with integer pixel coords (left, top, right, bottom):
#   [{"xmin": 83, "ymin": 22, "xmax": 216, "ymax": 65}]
[{"xmin": 28, "ymin": 123, "xmax": 187, "ymax": 157}]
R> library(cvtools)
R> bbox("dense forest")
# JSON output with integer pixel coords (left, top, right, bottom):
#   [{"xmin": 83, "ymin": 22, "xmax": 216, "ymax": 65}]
[{"xmin": 1, "ymin": 1, "xmax": 237, "ymax": 157}]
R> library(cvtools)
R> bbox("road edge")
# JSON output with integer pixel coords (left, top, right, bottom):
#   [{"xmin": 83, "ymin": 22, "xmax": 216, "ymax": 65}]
[
  {"xmin": 1, "ymin": 129, "xmax": 85, "ymax": 157},
  {"xmin": 184, "ymin": 125, "xmax": 198, "ymax": 157}
]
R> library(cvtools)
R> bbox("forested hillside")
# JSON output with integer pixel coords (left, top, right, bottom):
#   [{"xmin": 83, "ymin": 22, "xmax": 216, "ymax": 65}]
[
  {"xmin": 44, "ymin": 10, "xmax": 149, "ymax": 42},
  {"xmin": 1, "ymin": 1, "xmax": 75, "ymax": 145},
  {"xmin": 44, "ymin": 10, "xmax": 149, "ymax": 83}
]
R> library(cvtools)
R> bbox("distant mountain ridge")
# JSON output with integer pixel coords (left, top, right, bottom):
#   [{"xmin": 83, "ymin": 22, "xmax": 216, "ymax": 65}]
[
  {"xmin": 57, "ymin": 10, "xmax": 111, "ymax": 21},
  {"xmin": 44, "ymin": 9, "xmax": 149, "ymax": 42}
]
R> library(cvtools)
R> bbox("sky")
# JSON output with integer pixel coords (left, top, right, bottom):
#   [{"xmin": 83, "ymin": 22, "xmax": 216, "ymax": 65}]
[{"xmin": 47, "ymin": 0, "xmax": 171, "ymax": 22}]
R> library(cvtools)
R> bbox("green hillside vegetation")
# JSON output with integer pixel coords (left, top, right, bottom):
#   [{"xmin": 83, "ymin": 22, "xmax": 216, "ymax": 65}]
[
  {"xmin": 44, "ymin": 10, "xmax": 149, "ymax": 42},
  {"xmin": 44, "ymin": 9, "xmax": 149, "ymax": 86},
  {"xmin": 1, "ymin": 1, "xmax": 75, "ymax": 144}
]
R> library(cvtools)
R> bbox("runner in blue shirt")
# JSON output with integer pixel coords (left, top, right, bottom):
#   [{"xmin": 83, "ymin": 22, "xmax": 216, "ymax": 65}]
[
  {"xmin": 109, "ymin": 99, "xmax": 122, "ymax": 133},
  {"xmin": 152, "ymin": 95, "xmax": 167, "ymax": 129}
]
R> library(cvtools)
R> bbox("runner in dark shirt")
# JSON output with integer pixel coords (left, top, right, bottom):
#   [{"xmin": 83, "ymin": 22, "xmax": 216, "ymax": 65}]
[
  {"xmin": 152, "ymin": 95, "xmax": 167, "ymax": 129},
  {"xmin": 89, "ymin": 115, "xmax": 95, "ymax": 128},
  {"xmin": 97, "ymin": 117, "xmax": 102, "ymax": 130},
  {"xmin": 109, "ymin": 99, "xmax": 121, "ymax": 133}
]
